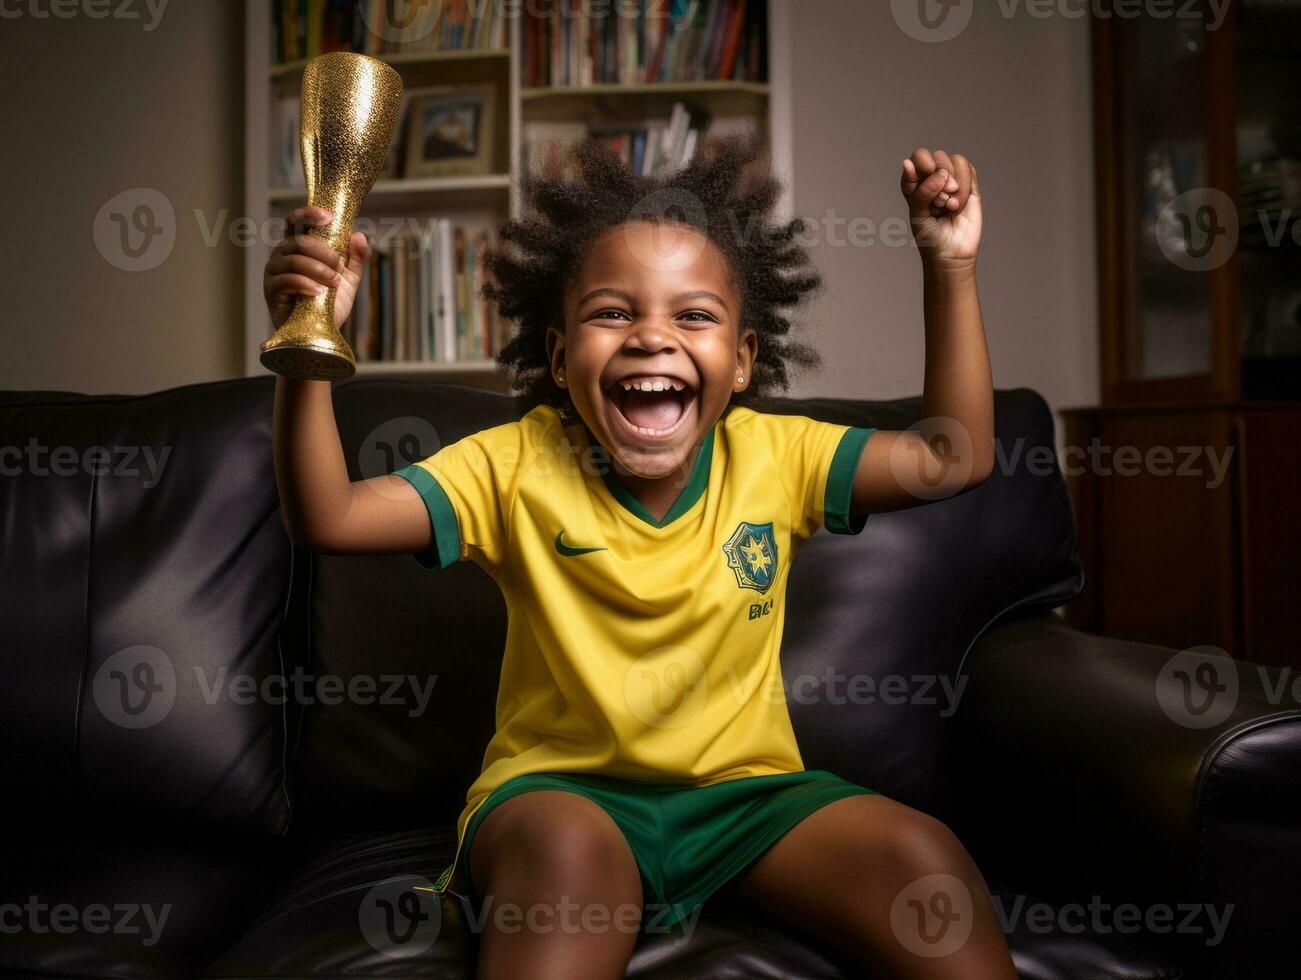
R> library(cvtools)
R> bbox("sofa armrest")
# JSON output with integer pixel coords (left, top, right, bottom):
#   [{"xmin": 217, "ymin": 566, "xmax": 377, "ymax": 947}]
[{"xmin": 950, "ymin": 614, "xmax": 1301, "ymax": 977}]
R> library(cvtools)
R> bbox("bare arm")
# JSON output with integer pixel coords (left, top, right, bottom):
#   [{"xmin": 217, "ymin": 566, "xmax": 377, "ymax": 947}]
[
  {"xmin": 852, "ymin": 147, "xmax": 995, "ymax": 515},
  {"xmin": 266, "ymin": 207, "xmax": 431, "ymax": 555},
  {"xmin": 272, "ymin": 377, "xmax": 431, "ymax": 554}
]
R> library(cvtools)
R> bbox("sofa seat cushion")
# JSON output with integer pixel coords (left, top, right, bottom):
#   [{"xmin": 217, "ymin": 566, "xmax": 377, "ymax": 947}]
[
  {"xmin": 986, "ymin": 882, "xmax": 1182, "ymax": 980},
  {"xmin": 205, "ymin": 827, "xmax": 472, "ymax": 978},
  {"xmin": 0, "ymin": 827, "xmax": 278, "ymax": 978},
  {"xmin": 204, "ymin": 828, "xmax": 1180, "ymax": 980}
]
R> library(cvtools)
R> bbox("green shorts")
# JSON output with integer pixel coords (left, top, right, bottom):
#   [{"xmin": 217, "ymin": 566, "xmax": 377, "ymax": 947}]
[{"xmin": 437, "ymin": 769, "xmax": 878, "ymax": 931}]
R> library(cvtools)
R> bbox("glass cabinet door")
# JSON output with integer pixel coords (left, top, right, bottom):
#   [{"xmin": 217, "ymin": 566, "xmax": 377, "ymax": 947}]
[
  {"xmin": 1121, "ymin": 13, "xmax": 1216, "ymax": 381},
  {"xmin": 1235, "ymin": 1, "xmax": 1301, "ymax": 400},
  {"xmin": 1095, "ymin": 0, "xmax": 1238, "ymax": 403}
]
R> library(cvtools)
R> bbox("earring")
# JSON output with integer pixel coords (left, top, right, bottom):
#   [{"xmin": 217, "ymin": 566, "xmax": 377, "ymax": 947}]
[{"xmin": 736, "ymin": 374, "xmax": 745, "ymax": 384}]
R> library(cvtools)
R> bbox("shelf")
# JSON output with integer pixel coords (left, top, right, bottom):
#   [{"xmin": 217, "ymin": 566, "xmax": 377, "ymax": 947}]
[
  {"xmin": 244, "ymin": 0, "xmax": 784, "ymax": 384},
  {"xmin": 521, "ymin": 80, "xmax": 770, "ymax": 124},
  {"xmin": 523, "ymin": 80, "xmax": 768, "ymax": 102},
  {"xmin": 271, "ymin": 47, "xmax": 510, "ymax": 79},
  {"xmin": 353, "ymin": 359, "xmax": 501, "ymax": 376},
  {"xmin": 269, "ymin": 174, "xmax": 513, "ymax": 209}
]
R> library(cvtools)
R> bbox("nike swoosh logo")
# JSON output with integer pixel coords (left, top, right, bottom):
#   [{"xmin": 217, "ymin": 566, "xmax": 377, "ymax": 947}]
[{"xmin": 554, "ymin": 530, "xmax": 607, "ymax": 557}]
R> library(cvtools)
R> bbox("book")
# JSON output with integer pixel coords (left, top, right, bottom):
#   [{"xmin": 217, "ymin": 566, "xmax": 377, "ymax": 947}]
[
  {"xmin": 437, "ymin": 220, "xmax": 456, "ymax": 362},
  {"xmin": 338, "ymin": 220, "xmax": 506, "ymax": 365},
  {"xmin": 454, "ymin": 225, "xmax": 467, "ymax": 360},
  {"xmin": 518, "ymin": 0, "xmax": 766, "ymax": 87},
  {"xmin": 272, "ymin": 94, "xmax": 303, "ymax": 188},
  {"xmin": 720, "ymin": 0, "xmax": 746, "ymax": 80},
  {"xmin": 565, "ymin": 101, "xmax": 707, "ymax": 179},
  {"xmin": 272, "ymin": 0, "xmax": 504, "ymax": 64}
]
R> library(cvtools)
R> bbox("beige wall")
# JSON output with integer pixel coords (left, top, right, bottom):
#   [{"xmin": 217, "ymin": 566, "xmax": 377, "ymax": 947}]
[
  {"xmin": 1, "ymin": 0, "xmax": 1097, "ymax": 421},
  {"xmin": 1, "ymin": 0, "xmax": 245, "ymax": 395},
  {"xmin": 778, "ymin": 1, "xmax": 1099, "ymax": 427}
]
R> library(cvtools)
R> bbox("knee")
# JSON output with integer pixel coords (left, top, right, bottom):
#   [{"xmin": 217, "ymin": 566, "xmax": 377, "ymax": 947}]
[
  {"xmin": 883, "ymin": 808, "xmax": 972, "ymax": 877},
  {"xmin": 521, "ymin": 814, "xmax": 628, "ymax": 881},
  {"xmin": 479, "ymin": 795, "xmax": 637, "ymax": 890}
]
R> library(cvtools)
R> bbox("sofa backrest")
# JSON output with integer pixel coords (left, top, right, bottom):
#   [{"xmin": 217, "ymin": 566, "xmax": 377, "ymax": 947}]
[
  {"xmin": 292, "ymin": 380, "xmax": 1083, "ymax": 830},
  {"xmin": 0, "ymin": 377, "xmax": 1081, "ymax": 834},
  {"xmin": 0, "ymin": 378, "xmax": 297, "ymax": 837},
  {"xmin": 773, "ymin": 392, "xmax": 1083, "ymax": 818},
  {"xmin": 287, "ymin": 382, "xmax": 517, "ymax": 830}
]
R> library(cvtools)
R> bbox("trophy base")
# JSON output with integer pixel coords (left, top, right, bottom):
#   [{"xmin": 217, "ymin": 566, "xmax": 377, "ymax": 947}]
[{"xmin": 260, "ymin": 344, "xmax": 356, "ymax": 381}]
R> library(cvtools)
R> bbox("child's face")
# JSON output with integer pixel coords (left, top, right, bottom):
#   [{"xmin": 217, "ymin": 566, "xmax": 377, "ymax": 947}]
[{"xmin": 550, "ymin": 220, "xmax": 756, "ymax": 480}]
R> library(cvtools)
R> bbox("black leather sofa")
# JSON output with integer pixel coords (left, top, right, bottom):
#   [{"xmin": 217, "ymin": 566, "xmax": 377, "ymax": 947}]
[{"xmin": 1, "ymin": 376, "xmax": 1295, "ymax": 979}]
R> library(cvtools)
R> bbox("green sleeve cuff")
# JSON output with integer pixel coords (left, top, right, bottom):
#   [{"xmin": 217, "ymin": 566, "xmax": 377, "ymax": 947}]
[
  {"xmin": 824, "ymin": 426, "xmax": 875, "ymax": 535},
  {"xmin": 393, "ymin": 463, "xmax": 462, "ymax": 570}
]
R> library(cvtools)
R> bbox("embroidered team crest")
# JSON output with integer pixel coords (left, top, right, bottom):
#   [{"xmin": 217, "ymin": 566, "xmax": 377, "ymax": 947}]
[{"xmin": 722, "ymin": 521, "xmax": 778, "ymax": 594}]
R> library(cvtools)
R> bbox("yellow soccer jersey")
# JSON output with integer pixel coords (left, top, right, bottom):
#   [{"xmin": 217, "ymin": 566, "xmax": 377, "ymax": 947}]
[{"xmin": 392, "ymin": 403, "xmax": 876, "ymax": 872}]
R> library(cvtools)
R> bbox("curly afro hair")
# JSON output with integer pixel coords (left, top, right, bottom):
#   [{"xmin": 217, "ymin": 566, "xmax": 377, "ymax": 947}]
[{"xmin": 484, "ymin": 131, "xmax": 822, "ymax": 421}]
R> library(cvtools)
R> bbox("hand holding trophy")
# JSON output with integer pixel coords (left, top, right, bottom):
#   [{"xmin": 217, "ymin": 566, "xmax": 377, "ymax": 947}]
[{"xmin": 261, "ymin": 52, "xmax": 403, "ymax": 380}]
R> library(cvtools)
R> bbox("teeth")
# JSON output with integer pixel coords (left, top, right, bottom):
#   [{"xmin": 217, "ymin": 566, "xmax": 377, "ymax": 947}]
[{"xmin": 618, "ymin": 378, "xmax": 687, "ymax": 392}]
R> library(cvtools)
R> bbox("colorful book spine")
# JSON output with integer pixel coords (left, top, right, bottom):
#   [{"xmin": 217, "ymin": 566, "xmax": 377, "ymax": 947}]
[
  {"xmin": 271, "ymin": 0, "xmax": 505, "ymax": 64},
  {"xmin": 335, "ymin": 218, "xmax": 509, "ymax": 365},
  {"xmin": 518, "ymin": 0, "xmax": 764, "ymax": 87}
]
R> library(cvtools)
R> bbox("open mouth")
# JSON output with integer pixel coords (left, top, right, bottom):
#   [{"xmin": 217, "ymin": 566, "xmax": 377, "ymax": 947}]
[{"xmin": 604, "ymin": 375, "xmax": 698, "ymax": 442}]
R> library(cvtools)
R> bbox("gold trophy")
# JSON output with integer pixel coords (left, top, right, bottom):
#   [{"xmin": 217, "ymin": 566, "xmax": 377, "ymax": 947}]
[{"xmin": 261, "ymin": 52, "xmax": 403, "ymax": 380}]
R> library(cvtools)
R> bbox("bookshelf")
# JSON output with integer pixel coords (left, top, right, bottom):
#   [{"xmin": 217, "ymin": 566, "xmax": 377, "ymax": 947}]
[{"xmin": 242, "ymin": 1, "xmax": 791, "ymax": 388}]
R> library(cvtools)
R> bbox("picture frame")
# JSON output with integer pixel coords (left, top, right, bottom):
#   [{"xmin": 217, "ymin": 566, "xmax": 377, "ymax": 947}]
[
  {"xmin": 377, "ymin": 94, "xmax": 408, "ymax": 181},
  {"xmin": 402, "ymin": 83, "xmax": 498, "ymax": 180}
]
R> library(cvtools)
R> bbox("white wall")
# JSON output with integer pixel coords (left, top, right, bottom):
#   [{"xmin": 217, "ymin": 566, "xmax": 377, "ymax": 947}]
[
  {"xmin": 0, "ymin": 0, "xmax": 1097, "ymax": 422},
  {"xmin": 776, "ymin": 0, "xmax": 1099, "ymax": 429},
  {"xmin": 0, "ymin": 1, "xmax": 245, "ymax": 395}
]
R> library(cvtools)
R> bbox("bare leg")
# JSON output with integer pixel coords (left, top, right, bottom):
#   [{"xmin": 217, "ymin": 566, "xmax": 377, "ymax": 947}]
[
  {"xmin": 469, "ymin": 790, "xmax": 643, "ymax": 980},
  {"xmin": 729, "ymin": 794, "xmax": 1017, "ymax": 979}
]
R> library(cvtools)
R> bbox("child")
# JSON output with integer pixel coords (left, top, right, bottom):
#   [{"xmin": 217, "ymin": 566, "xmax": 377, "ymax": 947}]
[{"xmin": 265, "ymin": 136, "xmax": 1014, "ymax": 979}]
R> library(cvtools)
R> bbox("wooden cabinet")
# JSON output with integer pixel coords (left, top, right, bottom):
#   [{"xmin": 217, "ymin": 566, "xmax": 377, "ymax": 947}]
[
  {"xmin": 1093, "ymin": 0, "xmax": 1301, "ymax": 405},
  {"xmin": 1062, "ymin": 405, "xmax": 1300, "ymax": 668},
  {"xmin": 1069, "ymin": 2, "xmax": 1301, "ymax": 667}
]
